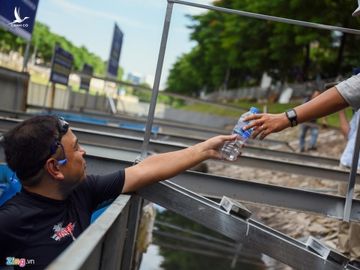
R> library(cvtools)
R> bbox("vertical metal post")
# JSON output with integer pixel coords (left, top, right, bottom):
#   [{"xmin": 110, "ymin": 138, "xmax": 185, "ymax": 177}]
[
  {"xmin": 102, "ymin": 80, "xmax": 108, "ymax": 112},
  {"xmin": 43, "ymin": 82, "xmax": 50, "ymax": 109},
  {"xmin": 22, "ymin": 41, "xmax": 31, "ymax": 72},
  {"xmin": 64, "ymin": 85, "xmax": 70, "ymax": 110},
  {"xmin": 343, "ymin": 111, "xmax": 360, "ymax": 221},
  {"xmin": 84, "ymin": 92, "xmax": 89, "ymax": 111},
  {"xmin": 140, "ymin": 1, "xmax": 174, "ymax": 159},
  {"xmin": 50, "ymin": 83, "xmax": 56, "ymax": 109},
  {"xmin": 121, "ymin": 196, "xmax": 143, "ymax": 270}
]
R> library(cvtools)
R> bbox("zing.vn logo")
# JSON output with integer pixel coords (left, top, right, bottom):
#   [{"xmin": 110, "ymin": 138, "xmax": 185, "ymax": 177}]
[
  {"xmin": 6, "ymin": 257, "xmax": 35, "ymax": 268},
  {"xmin": 8, "ymin": 7, "xmax": 30, "ymax": 28}
]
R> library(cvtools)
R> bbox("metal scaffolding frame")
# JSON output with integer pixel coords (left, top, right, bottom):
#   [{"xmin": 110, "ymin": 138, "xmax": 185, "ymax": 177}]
[
  {"xmin": 141, "ymin": 0, "xmax": 360, "ymax": 156},
  {"xmin": 144, "ymin": 0, "xmax": 360, "ymax": 246},
  {"xmin": 138, "ymin": 181, "xmax": 348, "ymax": 270},
  {"xmin": 26, "ymin": 105, "xmax": 293, "ymax": 148},
  {"xmin": 47, "ymin": 149, "xmax": 360, "ymax": 222},
  {"xmin": 137, "ymin": 0, "xmax": 360, "ymax": 268},
  {"xmin": 0, "ymin": 117, "xmax": 352, "ymax": 182},
  {"xmin": 2, "ymin": 117, "xmax": 360, "ymax": 221},
  {"xmin": 153, "ymin": 230, "xmax": 265, "ymax": 267},
  {"xmin": 57, "ymin": 128, "xmax": 360, "ymax": 182},
  {"xmin": 0, "ymin": 109, "xmax": 336, "ymax": 164}
]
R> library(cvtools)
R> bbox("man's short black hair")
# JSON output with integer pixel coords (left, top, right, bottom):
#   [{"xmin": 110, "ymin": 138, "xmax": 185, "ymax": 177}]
[{"xmin": 2, "ymin": 115, "xmax": 61, "ymax": 186}]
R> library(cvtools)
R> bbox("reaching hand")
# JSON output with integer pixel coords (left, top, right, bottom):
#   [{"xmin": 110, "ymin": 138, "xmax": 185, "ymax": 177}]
[
  {"xmin": 243, "ymin": 113, "xmax": 290, "ymax": 139},
  {"xmin": 196, "ymin": 134, "xmax": 237, "ymax": 159}
]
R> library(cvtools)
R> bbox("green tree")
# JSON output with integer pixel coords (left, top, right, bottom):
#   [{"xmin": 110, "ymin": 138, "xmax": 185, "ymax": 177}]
[
  {"xmin": 166, "ymin": 0, "xmax": 360, "ymax": 96},
  {"xmin": 0, "ymin": 21, "xmax": 127, "ymax": 77}
]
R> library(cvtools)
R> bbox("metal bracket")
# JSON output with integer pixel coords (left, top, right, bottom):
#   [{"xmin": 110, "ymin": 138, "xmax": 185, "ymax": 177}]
[
  {"xmin": 138, "ymin": 181, "xmax": 348, "ymax": 269},
  {"xmin": 220, "ymin": 196, "xmax": 252, "ymax": 220},
  {"xmin": 306, "ymin": 236, "xmax": 348, "ymax": 265}
]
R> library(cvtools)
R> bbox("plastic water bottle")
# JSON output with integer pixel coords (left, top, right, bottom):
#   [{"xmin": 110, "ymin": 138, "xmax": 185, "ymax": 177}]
[{"xmin": 221, "ymin": 107, "xmax": 260, "ymax": 161}]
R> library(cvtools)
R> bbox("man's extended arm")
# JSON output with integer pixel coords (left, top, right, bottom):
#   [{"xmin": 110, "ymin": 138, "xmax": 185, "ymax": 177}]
[{"xmin": 122, "ymin": 135, "xmax": 235, "ymax": 192}]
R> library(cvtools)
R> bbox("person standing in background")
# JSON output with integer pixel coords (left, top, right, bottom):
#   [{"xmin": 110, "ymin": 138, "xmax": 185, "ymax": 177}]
[{"xmin": 298, "ymin": 90, "xmax": 322, "ymax": 152}]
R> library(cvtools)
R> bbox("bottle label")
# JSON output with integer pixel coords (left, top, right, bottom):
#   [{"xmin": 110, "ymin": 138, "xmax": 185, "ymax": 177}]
[{"xmin": 233, "ymin": 126, "xmax": 251, "ymax": 139}]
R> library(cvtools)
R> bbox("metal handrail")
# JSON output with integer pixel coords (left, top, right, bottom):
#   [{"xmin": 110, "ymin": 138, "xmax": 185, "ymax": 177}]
[{"xmin": 46, "ymin": 195, "xmax": 134, "ymax": 270}]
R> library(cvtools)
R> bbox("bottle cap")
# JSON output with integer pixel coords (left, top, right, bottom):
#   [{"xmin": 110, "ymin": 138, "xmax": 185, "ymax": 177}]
[{"xmin": 250, "ymin": 107, "xmax": 260, "ymax": 114}]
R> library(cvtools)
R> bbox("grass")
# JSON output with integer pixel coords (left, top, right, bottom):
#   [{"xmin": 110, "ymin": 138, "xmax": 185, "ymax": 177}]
[
  {"xmin": 177, "ymin": 99, "xmax": 353, "ymax": 128},
  {"xmin": 178, "ymin": 103, "xmax": 244, "ymax": 118},
  {"xmin": 178, "ymin": 100, "xmax": 301, "ymax": 118}
]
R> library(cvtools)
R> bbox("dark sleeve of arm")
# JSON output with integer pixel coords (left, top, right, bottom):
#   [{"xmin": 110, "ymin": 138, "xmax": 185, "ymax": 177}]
[{"xmin": 85, "ymin": 170, "xmax": 125, "ymax": 210}]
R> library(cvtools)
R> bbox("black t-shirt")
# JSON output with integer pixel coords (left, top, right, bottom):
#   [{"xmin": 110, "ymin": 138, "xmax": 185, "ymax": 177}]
[{"xmin": 0, "ymin": 170, "xmax": 125, "ymax": 269}]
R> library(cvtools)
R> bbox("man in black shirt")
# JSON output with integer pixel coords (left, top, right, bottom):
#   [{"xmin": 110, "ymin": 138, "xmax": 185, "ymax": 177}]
[{"xmin": 0, "ymin": 115, "xmax": 235, "ymax": 269}]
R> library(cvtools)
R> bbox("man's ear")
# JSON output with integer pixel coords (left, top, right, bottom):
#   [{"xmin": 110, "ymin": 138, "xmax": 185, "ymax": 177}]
[{"xmin": 45, "ymin": 159, "xmax": 65, "ymax": 180}]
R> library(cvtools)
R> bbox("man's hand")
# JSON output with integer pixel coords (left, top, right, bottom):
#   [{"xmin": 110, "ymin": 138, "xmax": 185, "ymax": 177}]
[
  {"xmin": 194, "ymin": 134, "xmax": 237, "ymax": 159},
  {"xmin": 243, "ymin": 113, "xmax": 290, "ymax": 139},
  {"xmin": 123, "ymin": 134, "xmax": 237, "ymax": 192}
]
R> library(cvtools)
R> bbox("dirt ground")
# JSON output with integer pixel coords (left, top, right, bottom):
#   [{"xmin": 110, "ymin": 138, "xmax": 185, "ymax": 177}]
[{"xmin": 206, "ymin": 125, "xmax": 349, "ymax": 269}]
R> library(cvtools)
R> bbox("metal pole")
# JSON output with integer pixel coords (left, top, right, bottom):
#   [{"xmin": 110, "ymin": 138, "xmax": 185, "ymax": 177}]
[
  {"xmin": 102, "ymin": 80, "xmax": 107, "ymax": 112},
  {"xmin": 120, "ymin": 196, "xmax": 143, "ymax": 270},
  {"xmin": 64, "ymin": 85, "xmax": 70, "ymax": 110},
  {"xmin": 42, "ymin": 82, "xmax": 50, "ymax": 109},
  {"xmin": 50, "ymin": 83, "xmax": 56, "ymax": 109},
  {"xmin": 22, "ymin": 41, "xmax": 31, "ymax": 72},
  {"xmin": 170, "ymin": 0, "xmax": 360, "ymax": 35},
  {"xmin": 343, "ymin": 112, "xmax": 360, "ymax": 221},
  {"xmin": 140, "ymin": 1, "xmax": 173, "ymax": 159}
]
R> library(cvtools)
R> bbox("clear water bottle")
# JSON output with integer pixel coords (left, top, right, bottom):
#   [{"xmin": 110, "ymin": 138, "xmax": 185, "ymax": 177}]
[{"xmin": 221, "ymin": 107, "xmax": 260, "ymax": 161}]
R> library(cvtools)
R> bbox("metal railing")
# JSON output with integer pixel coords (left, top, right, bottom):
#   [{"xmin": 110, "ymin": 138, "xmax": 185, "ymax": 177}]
[{"xmin": 47, "ymin": 195, "xmax": 142, "ymax": 270}]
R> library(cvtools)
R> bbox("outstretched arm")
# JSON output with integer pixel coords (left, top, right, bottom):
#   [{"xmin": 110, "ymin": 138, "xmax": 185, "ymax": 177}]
[
  {"xmin": 244, "ymin": 87, "xmax": 349, "ymax": 139},
  {"xmin": 122, "ymin": 134, "xmax": 236, "ymax": 192}
]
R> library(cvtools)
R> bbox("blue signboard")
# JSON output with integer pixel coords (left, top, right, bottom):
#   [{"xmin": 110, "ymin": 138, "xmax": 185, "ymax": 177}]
[
  {"xmin": 49, "ymin": 44, "xmax": 74, "ymax": 86},
  {"xmin": 107, "ymin": 23, "xmax": 123, "ymax": 78},
  {"xmin": 0, "ymin": 0, "xmax": 39, "ymax": 41},
  {"xmin": 80, "ymin": 64, "xmax": 93, "ymax": 91}
]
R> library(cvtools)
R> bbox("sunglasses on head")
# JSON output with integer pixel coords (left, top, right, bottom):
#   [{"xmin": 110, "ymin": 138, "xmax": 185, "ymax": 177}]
[
  {"xmin": 50, "ymin": 117, "xmax": 69, "ymax": 165},
  {"xmin": 57, "ymin": 117, "xmax": 69, "ymax": 136}
]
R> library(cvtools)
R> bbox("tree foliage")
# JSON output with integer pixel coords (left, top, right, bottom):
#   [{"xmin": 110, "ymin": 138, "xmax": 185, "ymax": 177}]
[
  {"xmin": 0, "ymin": 21, "xmax": 123, "ymax": 78},
  {"xmin": 166, "ymin": 0, "xmax": 360, "ymax": 96}
]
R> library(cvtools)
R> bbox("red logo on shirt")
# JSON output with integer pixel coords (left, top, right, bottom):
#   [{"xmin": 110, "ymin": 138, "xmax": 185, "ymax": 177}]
[{"xmin": 51, "ymin": 222, "xmax": 76, "ymax": 241}]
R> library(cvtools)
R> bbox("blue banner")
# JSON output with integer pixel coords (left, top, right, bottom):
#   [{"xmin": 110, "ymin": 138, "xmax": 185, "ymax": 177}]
[
  {"xmin": 49, "ymin": 44, "xmax": 73, "ymax": 86},
  {"xmin": 107, "ymin": 23, "xmax": 123, "ymax": 78},
  {"xmin": 0, "ymin": 0, "xmax": 39, "ymax": 41}
]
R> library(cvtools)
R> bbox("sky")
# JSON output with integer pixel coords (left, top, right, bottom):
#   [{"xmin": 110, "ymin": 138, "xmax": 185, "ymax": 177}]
[{"xmin": 36, "ymin": 0, "xmax": 213, "ymax": 88}]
